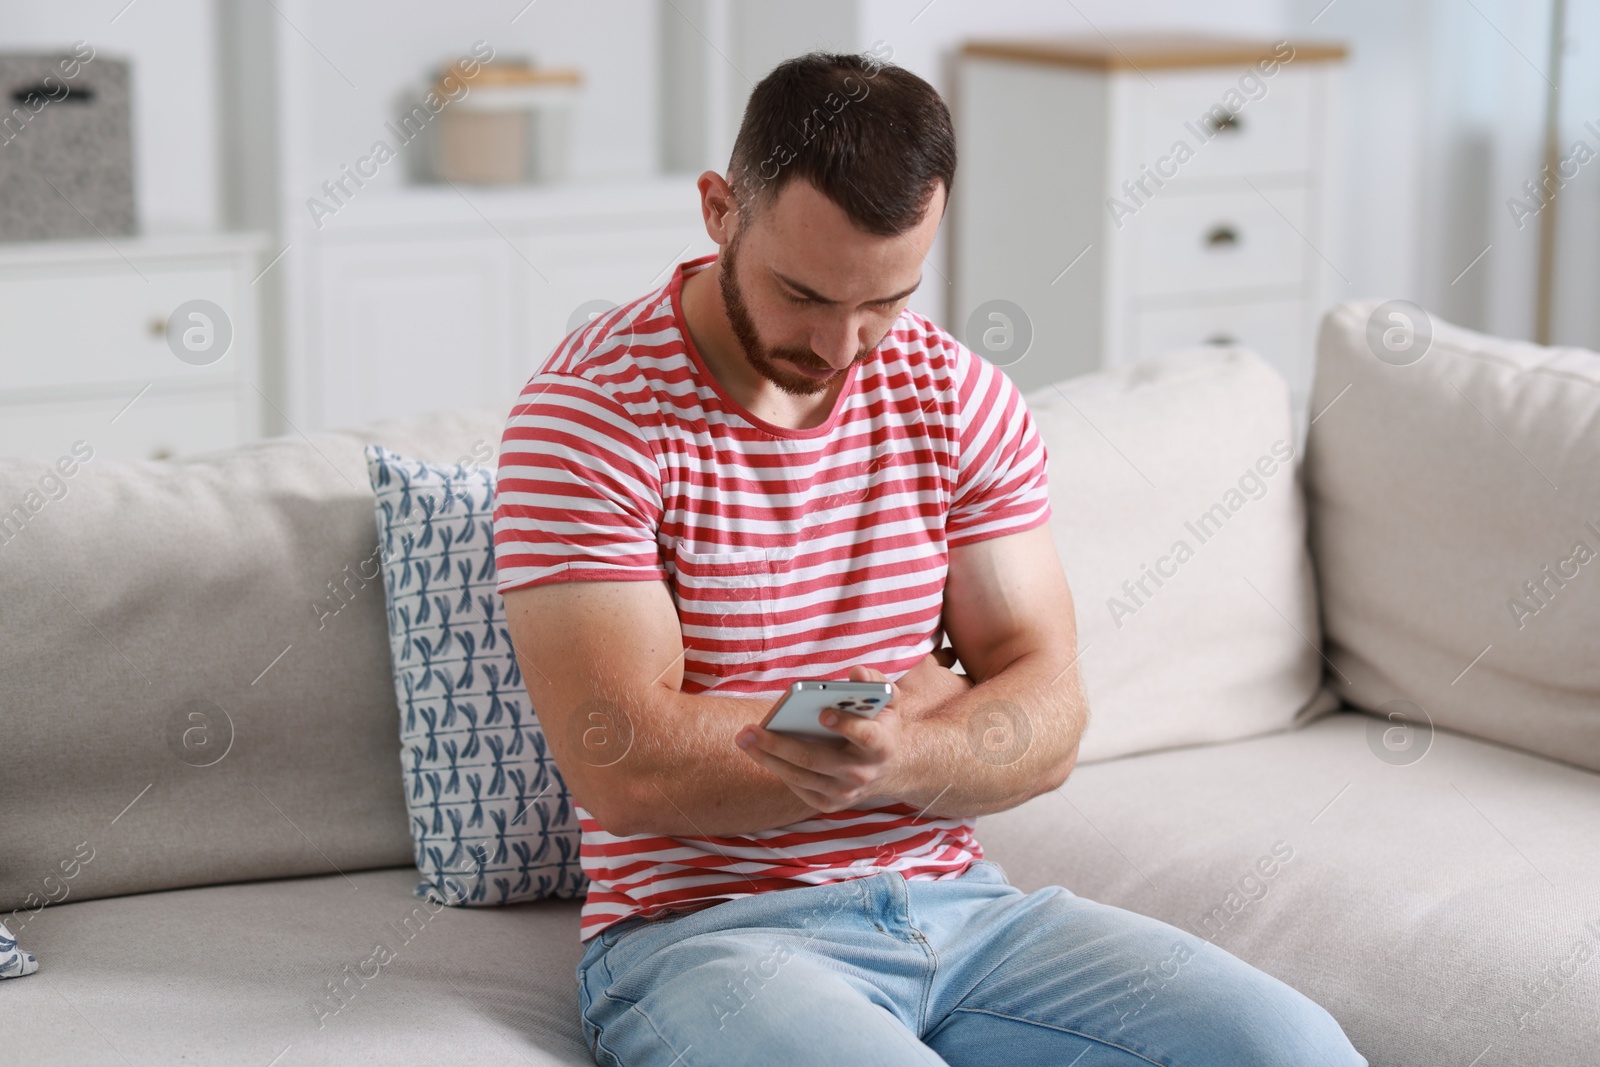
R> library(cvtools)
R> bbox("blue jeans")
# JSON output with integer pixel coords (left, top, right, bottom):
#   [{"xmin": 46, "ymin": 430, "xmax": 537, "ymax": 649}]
[{"xmin": 575, "ymin": 859, "xmax": 1367, "ymax": 1066}]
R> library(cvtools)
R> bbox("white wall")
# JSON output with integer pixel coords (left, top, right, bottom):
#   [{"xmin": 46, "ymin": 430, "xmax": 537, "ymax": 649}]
[
  {"xmin": 859, "ymin": 0, "xmax": 1283, "ymax": 83},
  {"xmin": 1285, "ymin": 0, "xmax": 1598, "ymax": 349},
  {"xmin": 1547, "ymin": 0, "xmax": 1600, "ymax": 349}
]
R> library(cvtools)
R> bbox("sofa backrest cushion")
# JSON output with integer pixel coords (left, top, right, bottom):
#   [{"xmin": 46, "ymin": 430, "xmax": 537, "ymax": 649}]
[
  {"xmin": 1024, "ymin": 347, "xmax": 1337, "ymax": 764},
  {"xmin": 1304, "ymin": 300, "xmax": 1600, "ymax": 771},
  {"xmin": 0, "ymin": 407, "xmax": 507, "ymax": 913}
]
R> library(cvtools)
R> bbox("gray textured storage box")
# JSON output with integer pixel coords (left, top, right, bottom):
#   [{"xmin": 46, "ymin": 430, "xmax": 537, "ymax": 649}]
[{"xmin": 0, "ymin": 49, "xmax": 136, "ymax": 242}]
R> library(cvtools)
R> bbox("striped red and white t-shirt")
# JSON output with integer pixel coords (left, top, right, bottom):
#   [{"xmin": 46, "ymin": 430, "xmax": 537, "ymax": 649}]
[{"xmin": 493, "ymin": 254, "xmax": 1051, "ymax": 942}]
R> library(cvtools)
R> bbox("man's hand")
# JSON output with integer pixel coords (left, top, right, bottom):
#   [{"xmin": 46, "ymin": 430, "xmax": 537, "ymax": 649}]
[{"xmin": 732, "ymin": 651, "xmax": 975, "ymax": 813}]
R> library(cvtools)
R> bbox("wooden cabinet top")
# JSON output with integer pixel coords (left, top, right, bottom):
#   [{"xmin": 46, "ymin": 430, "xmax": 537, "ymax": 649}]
[{"xmin": 961, "ymin": 34, "xmax": 1347, "ymax": 72}]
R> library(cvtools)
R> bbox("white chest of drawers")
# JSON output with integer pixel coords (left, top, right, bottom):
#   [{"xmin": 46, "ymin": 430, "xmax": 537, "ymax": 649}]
[
  {"xmin": 952, "ymin": 36, "xmax": 1347, "ymax": 412},
  {"xmin": 0, "ymin": 233, "xmax": 267, "ymax": 460}
]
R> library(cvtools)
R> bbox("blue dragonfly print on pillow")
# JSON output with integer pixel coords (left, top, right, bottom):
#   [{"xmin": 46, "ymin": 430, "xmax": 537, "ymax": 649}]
[
  {"xmin": 0, "ymin": 920, "xmax": 38, "ymax": 978},
  {"xmin": 366, "ymin": 444, "xmax": 587, "ymax": 907}
]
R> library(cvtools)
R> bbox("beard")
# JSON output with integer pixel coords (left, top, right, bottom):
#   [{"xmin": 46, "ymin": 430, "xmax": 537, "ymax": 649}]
[{"xmin": 717, "ymin": 234, "xmax": 873, "ymax": 397}]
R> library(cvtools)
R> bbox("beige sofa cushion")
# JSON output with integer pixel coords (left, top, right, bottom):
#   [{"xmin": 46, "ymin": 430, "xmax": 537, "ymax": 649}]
[
  {"xmin": 0, "ymin": 407, "xmax": 508, "ymax": 913},
  {"xmin": 11, "ymin": 712, "xmax": 1595, "ymax": 1066},
  {"xmin": 1305, "ymin": 301, "xmax": 1600, "ymax": 771},
  {"xmin": 1024, "ymin": 347, "xmax": 1337, "ymax": 764},
  {"xmin": 978, "ymin": 710, "xmax": 1600, "ymax": 1067},
  {"xmin": 8, "ymin": 867, "xmax": 592, "ymax": 1065}
]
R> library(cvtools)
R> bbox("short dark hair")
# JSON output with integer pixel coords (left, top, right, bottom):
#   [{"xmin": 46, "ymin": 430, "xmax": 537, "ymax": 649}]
[{"xmin": 727, "ymin": 51, "xmax": 956, "ymax": 237}]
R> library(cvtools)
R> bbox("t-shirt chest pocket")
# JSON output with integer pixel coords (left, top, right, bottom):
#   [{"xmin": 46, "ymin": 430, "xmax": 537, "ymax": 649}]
[{"xmin": 670, "ymin": 542, "xmax": 795, "ymax": 663}]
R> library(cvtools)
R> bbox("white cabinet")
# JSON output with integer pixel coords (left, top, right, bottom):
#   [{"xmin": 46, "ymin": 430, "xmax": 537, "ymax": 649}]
[
  {"xmin": 219, "ymin": 0, "xmax": 721, "ymax": 435},
  {"xmin": 1130, "ymin": 299, "xmax": 1307, "ymax": 379},
  {"xmin": 310, "ymin": 236, "xmax": 516, "ymax": 429},
  {"xmin": 521, "ymin": 223, "xmax": 711, "ymax": 364},
  {"xmin": 1127, "ymin": 187, "xmax": 1312, "ymax": 298},
  {"xmin": 952, "ymin": 36, "xmax": 1346, "ymax": 411},
  {"xmin": 288, "ymin": 181, "xmax": 715, "ymax": 431},
  {"xmin": 0, "ymin": 389, "xmax": 247, "ymax": 462},
  {"xmin": 0, "ymin": 234, "xmax": 267, "ymax": 460}
]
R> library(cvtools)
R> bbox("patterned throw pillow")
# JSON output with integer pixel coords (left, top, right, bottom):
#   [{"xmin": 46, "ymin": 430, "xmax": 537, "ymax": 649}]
[
  {"xmin": 0, "ymin": 919, "xmax": 38, "ymax": 978},
  {"xmin": 364, "ymin": 444, "xmax": 587, "ymax": 906}
]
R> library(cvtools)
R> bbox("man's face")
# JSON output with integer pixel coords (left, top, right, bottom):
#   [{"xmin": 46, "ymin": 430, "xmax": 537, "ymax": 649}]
[{"xmin": 717, "ymin": 179, "xmax": 944, "ymax": 397}]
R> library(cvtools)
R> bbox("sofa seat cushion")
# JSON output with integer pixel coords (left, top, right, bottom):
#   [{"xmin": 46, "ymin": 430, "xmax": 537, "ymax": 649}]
[
  {"xmin": 9, "ymin": 713, "xmax": 1597, "ymax": 1067},
  {"xmin": 6, "ymin": 867, "xmax": 592, "ymax": 1066},
  {"xmin": 976, "ymin": 710, "xmax": 1600, "ymax": 1067}
]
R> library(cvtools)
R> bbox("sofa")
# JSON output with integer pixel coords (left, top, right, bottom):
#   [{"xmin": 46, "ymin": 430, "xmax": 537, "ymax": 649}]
[{"xmin": 3, "ymin": 299, "xmax": 1597, "ymax": 1066}]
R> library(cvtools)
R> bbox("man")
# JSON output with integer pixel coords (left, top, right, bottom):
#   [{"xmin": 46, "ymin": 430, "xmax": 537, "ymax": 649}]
[{"xmin": 494, "ymin": 51, "xmax": 1366, "ymax": 1067}]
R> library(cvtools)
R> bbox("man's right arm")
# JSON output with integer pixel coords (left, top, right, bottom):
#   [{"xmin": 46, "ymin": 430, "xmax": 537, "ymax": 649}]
[{"xmin": 503, "ymin": 575, "xmax": 821, "ymax": 839}]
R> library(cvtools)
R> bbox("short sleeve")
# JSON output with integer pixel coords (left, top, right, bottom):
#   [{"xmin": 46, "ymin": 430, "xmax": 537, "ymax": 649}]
[
  {"xmin": 493, "ymin": 372, "xmax": 667, "ymax": 595},
  {"xmin": 946, "ymin": 343, "xmax": 1052, "ymax": 548}
]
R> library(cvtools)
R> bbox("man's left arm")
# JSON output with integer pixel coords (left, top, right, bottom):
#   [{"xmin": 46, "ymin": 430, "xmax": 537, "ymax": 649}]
[{"xmin": 883, "ymin": 520, "xmax": 1088, "ymax": 817}]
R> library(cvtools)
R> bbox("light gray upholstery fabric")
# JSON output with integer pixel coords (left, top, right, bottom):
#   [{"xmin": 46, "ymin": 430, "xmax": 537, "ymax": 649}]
[
  {"xmin": 7, "ymin": 711, "xmax": 1595, "ymax": 1067},
  {"xmin": 5, "ymin": 867, "xmax": 591, "ymax": 1066},
  {"xmin": 1024, "ymin": 347, "xmax": 1338, "ymax": 764},
  {"xmin": 978, "ymin": 710, "xmax": 1600, "ymax": 1067},
  {"xmin": 1304, "ymin": 301, "xmax": 1600, "ymax": 771},
  {"xmin": 0, "ymin": 407, "xmax": 509, "ymax": 913},
  {"xmin": 6, "ymin": 331, "xmax": 1598, "ymax": 1066}
]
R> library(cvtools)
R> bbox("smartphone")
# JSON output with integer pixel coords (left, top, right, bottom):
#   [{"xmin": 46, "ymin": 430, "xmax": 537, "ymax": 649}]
[{"xmin": 759, "ymin": 681, "xmax": 895, "ymax": 743}]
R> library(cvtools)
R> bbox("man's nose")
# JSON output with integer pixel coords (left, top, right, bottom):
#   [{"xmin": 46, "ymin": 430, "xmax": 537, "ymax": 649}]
[{"xmin": 812, "ymin": 315, "xmax": 866, "ymax": 367}]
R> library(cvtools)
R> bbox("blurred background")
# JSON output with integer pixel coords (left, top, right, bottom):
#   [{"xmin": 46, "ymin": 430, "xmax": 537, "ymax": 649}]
[{"xmin": 0, "ymin": 0, "xmax": 1595, "ymax": 459}]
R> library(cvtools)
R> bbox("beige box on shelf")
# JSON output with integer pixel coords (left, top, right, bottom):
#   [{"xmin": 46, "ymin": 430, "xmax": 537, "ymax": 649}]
[{"xmin": 430, "ymin": 62, "xmax": 581, "ymax": 185}]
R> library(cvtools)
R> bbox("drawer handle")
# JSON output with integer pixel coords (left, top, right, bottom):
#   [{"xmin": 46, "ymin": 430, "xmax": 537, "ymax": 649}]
[
  {"xmin": 1204, "ymin": 334, "xmax": 1239, "ymax": 347},
  {"xmin": 1204, "ymin": 225, "xmax": 1240, "ymax": 249},
  {"xmin": 1205, "ymin": 110, "xmax": 1243, "ymax": 135},
  {"xmin": 147, "ymin": 316, "xmax": 168, "ymax": 339}
]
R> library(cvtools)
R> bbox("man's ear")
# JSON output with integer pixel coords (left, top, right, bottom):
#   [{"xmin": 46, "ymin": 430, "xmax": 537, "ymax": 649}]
[{"xmin": 697, "ymin": 171, "xmax": 740, "ymax": 247}]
